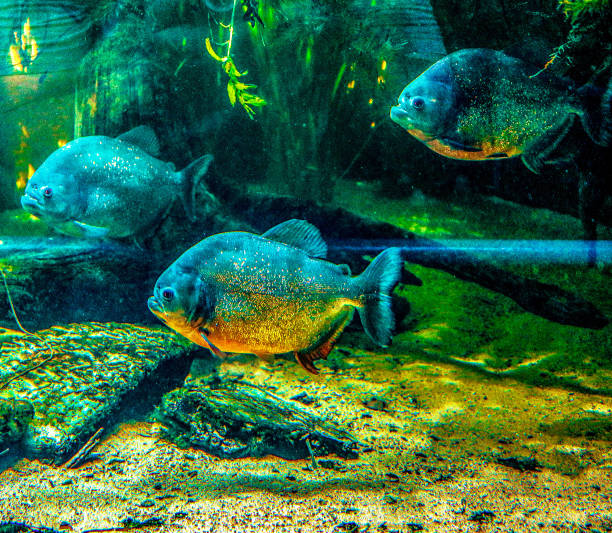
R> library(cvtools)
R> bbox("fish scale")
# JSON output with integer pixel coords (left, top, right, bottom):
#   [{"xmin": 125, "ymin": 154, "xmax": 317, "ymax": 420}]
[
  {"xmin": 149, "ymin": 219, "xmax": 404, "ymax": 374},
  {"xmin": 20, "ymin": 126, "xmax": 213, "ymax": 239}
]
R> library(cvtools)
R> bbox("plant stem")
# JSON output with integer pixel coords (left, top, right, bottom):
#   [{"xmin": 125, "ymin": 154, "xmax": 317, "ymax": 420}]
[{"xmin": 226, "ymin": 0, "xmax": 239, "ymax": 59}]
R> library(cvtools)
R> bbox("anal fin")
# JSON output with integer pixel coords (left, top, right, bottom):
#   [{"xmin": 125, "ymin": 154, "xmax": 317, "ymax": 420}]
[
  {"xmin": 294, "ymin": 310, "xmax": 353, "ymax": 375},
  {"xmin": 522, "ymin": 115, "xmax": 575, "ymax": 174}
]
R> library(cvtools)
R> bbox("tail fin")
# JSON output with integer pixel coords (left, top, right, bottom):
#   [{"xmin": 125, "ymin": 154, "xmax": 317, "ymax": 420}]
[
  {"xmin": 179, "ymin": 154, "xmax": 214, "ymax": 221},
  {"xmin": 601, "ymin": 78, "xmax": 612, "ymax": 146},
  {"xmin": 355, "ymin": 247, "xmax": 403, "ymax": 347},
  {"xmin": 578, "ymin": 78, "xmax": 612, "ymax": 146}
]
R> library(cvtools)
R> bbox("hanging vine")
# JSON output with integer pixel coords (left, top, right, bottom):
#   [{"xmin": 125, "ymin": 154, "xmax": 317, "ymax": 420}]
[{"xmin": 205, "ymin": 0, "xmax": 267, "ymax": 119}]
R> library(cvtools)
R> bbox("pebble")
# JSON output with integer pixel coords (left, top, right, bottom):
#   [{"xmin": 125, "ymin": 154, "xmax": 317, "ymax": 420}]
[{"xmin": 138, "ymin": 499, "xmax": 155, "ymax": 507}]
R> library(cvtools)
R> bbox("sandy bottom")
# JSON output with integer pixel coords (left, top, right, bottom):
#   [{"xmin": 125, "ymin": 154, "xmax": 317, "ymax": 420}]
[
  {"xmin": 1, "ymin": 183, "xmax": 610, "ymax": 531},
  {"xmin": 0, "ymin": 349, "xmax": 611, "ymax": 533}
]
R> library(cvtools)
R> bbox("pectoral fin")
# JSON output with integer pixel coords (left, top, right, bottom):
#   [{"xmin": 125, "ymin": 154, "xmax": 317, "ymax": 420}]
[
  {"xmin": 294, "ymin": 309, "xmax": 353, "ymax": 375},
  {"xmin": 71, "ymin": 221, "xmax": 110, "ymax": 238},
  {"xmin": 442, "ymin": 137, "xmax": 482, "ymax": 152},
  {"xmin": 198, "ymin": 328, "xmax": 228, "ymax": 358}
]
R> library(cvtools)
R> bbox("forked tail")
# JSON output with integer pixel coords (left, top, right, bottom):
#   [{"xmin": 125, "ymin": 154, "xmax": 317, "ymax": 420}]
[
  {"xmin": 355, "ymin": 247, "xmax": 403, "ymax": 347},
  {"xmin": 179, "ymin": 154, "xmax": 214, "ymax": 221},
  {"xmin": 578, "ymin": 77, "xmax": 612, "ymax": 146}
]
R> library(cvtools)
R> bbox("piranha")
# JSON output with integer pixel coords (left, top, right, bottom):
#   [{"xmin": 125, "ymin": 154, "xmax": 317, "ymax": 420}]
[
  {"xmin": 20, "ymin": 126, "xmax": 213, "ymax": 239},
  {"xmin": 148, "ymin": 219, "xmax": 403, "ymax": 374},
  {"xmin": 390, "ymin": 48, "xmax": 612, "ymax": 172}
]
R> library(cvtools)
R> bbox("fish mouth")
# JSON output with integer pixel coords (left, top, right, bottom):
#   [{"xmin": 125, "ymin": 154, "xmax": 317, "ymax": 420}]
[
  {"xmin": 147, "ymin": 296, "xmax": 166, "ymax": 320},
  {"xmin": 20, "ymin": 194, "xmax": 43, "ymax": 214},
  {"xmin": 389, "ymin": 105, "xmax": 412, "ymax": 126}
]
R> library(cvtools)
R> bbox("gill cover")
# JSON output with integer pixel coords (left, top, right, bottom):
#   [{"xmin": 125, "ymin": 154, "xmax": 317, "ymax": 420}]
[{"xmin": 390, "ymin": 62, "xmax": 456, "ymax": 138}]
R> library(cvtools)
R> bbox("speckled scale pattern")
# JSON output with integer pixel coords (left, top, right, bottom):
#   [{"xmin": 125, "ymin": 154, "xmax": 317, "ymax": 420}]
[
  {"xmin": 60, "ymin": 137, "xmax": 177, "ymax": 236},
  {"xmin": 23, "ymin": 135, "xmax": 182, "ymax": 238},
  {"xmin": 175, "ymin": 232, "xmax": 360, "ymax": 356}
]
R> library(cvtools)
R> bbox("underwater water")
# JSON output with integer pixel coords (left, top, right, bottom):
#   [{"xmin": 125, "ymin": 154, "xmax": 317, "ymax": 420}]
[{"xmin": 0, "ymin": 0, "xmax": 611, "ymax": 531}]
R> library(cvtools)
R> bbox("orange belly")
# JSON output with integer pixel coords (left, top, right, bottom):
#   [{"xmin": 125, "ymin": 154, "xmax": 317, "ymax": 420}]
[{"xmin": 407, "ymin": 129, "xmax": 522, "ymax": 161}]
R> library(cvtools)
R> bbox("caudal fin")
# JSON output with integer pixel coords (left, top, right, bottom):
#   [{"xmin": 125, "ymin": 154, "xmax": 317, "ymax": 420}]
[
  {"xmin": 578, "ymin": 78, "xmax": 612, "ymax": 146},
  {"xmin": 179, "ymin": 154, "xmax": 214, "ymax": 221},
  {"xmin": 601, "ymin": 78, "xmax": 612, "ymax": 146},
  {"xmin": 355, "ymin": 247, "xmax": 403, "ymax": 347}
]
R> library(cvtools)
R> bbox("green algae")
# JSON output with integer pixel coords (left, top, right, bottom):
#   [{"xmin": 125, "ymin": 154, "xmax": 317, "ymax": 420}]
[
  {"xmin": 560, "ymin": 0, "xmax": 610, "ymax": 23},
  {"xmin": 542, "ymin": 414, "xmax": 612, "ymax": 441},
  {"xmin": 0, "ymin": 322, "xmax": 196, "ymax": 461},
  {"xmin": 0, "ymin": 397, "xmax": 33, "ymax": 446},
  {"xmin": 393, "ymin": 263, "xmax": 612, "ymax": 395}
]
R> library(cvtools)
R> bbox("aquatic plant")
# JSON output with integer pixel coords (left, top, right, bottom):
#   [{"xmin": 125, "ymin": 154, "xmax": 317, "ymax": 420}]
[
  {"xmin": 240, "ymin": 0, "xmax": 378, "ymax": 200},
  {"xmin": 544, "ymin": 0, "xmax": 612, "ymax": 79},
  {"xmin": 559, "ymin": 0, "xmax": 610, "ymax": 23},
  {"xmin": 205, "ymin": 37, "xmax": 266, "ymax": 118},
  {"xmin": 205, "ymin": 0, "xmax": 266, "ymax": 118}
]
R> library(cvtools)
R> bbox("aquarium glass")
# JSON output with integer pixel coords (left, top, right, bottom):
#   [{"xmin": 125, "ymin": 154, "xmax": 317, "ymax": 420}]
[{"xmin": 0, "ymin": 0, "xmax": 611, "ymax": 530}]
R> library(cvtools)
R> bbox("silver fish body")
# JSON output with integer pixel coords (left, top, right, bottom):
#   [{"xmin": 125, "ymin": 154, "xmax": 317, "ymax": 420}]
[{"xmin": 21, "ymin": 126, "xmax": 213, "ymax": 239}]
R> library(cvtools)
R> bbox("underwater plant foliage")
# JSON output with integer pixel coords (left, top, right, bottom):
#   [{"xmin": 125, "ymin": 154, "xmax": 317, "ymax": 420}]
[{"xmin": 560, "ymin": 0, "xmax": 610, "ymax": 23}]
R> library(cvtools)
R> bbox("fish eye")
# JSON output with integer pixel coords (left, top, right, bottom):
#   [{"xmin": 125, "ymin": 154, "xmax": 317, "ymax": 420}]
[
  {"xmin": 410, "ymin": 97, "xmax": 425, "ymax": 110},
  {"xmin": 42, "ymin": 186, "xmax": 53, "ymax": 199},
  {"xmin": 161, "ymin": 288, "xmax": 175, "ymax": 301}
]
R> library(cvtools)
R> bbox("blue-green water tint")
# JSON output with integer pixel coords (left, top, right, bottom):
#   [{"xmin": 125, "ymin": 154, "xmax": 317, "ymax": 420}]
[
  {"xmin": 0, "ymin": 0, "xmax": 611, "ymax": 529},
  {"xmin": 329, "ymin": 240, "xmax": 612, "ymax": 265}
]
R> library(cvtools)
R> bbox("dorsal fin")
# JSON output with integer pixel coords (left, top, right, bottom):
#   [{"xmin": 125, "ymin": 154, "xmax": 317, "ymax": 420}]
[
  {"xmin": 337, "ymin": 263, "xmax": 351, "ymax": 276},
  {"xmin": 503, "ymin": 39, "xmax": 555, "ymax": 70},
  {"xmin": 116, "ymin": 126, "xmax": 161, "ymax": 156},
  {"xmin": 262, "ymin": 219, "xmax": 327, "ymax": 258}
]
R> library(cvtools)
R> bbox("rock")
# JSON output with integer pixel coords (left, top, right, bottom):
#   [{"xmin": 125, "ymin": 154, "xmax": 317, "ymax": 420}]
[
  {"xmin": 0, "ymin": 522, "xmax": 63, "ymax": 533},
  {"xmin": 469, "ymin": 510, "xmax": 496, "ymax": 523},
  {"xmin": 155, "ymin": 376, "xmax": 360, "ymax": 460},
  {"xmin": 332, "ymin": 522, "xmax": 359, "ymax": 533},
  {"xmin": 290, "ymin": 392, "xmax": 316, "ymax": 405},
  {"xmin": 318, "ymin": 459, "xmax": 348, "ymax": 472},
  {"xmin": 362, "ymin": 395, "xmax": 388, "ymax": 411},
  {"xmin": 496, "ymin": 455, "xmax": 542, "ymax": 472},
  {"xmin": 0, "ymin": 322, "xmax": 196, "ymax": 464}
]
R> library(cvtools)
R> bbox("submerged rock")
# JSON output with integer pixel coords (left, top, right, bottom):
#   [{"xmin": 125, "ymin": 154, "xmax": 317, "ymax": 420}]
[
  {"xmin": 496, "ymin": 455, "xmax": 542, "ymax": 472},
  {"xmin": 0, "ymin": 322, "xmax": 196, "ymax": 463},
  {"xmin": 155, "ymin": 376, "xmax": 360, "ymax": 460},
  {"xmin": 0, "ymin": 397, "xmax": 33, "ymax": 447}
]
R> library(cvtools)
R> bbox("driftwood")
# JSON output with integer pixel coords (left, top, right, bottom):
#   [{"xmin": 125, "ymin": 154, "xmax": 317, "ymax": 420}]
[
  {"xmin": 207, "ymin": 179, "xmax": 610, "ymax": 330},
  {"xmin": 155, "ymin": 376, "xmax": 360, "ymax": 460},
  {"xmin": 0, "ymin": 238, "xmax": 162, "ymax": 330},
  {"xmin": 0, "ymin": 182, "xmax": 608, "ymax": 331}
]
